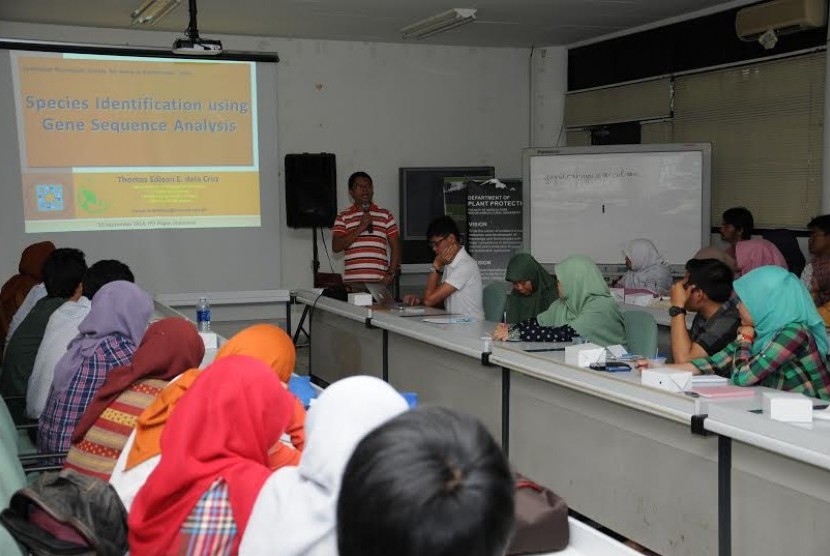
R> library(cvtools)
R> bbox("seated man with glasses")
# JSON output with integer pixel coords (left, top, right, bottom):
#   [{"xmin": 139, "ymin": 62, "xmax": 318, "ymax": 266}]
[{"xmin": 404, "ymin": 216, "xmax": 484, "ymax": 320}]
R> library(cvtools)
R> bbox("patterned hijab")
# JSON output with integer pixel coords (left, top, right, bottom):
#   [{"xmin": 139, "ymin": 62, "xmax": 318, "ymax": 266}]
[
  {"xmin": 536, "ymin": 255, "xmax": 625, "ymax": 346},
  {"xmin": 71, "ymin": 318, "xmax": 204, "ymax": 443},
  {"xmin": 504, "ymin": 253, "xmax": 557, "ymax": 323}
]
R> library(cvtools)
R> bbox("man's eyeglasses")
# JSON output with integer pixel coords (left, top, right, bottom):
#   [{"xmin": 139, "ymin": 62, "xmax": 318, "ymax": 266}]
[{"xmin": 428, "ymin": 235, "xmax": 449, "ymax": 248}]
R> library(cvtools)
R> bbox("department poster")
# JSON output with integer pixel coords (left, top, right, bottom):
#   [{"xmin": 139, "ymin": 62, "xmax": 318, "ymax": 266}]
[{"xmin": 466, "ymin": 179, "xmax": 523, "ymax": 284}]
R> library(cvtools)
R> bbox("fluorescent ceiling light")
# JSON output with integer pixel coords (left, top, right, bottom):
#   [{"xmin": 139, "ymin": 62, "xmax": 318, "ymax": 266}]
[
  {"xmin": 400, "ymin": 8, "xmax": 478, "ymax": 39},
  {"xmin": 131, "ymin": 0, "xmax": 181, "ymax": 25}
]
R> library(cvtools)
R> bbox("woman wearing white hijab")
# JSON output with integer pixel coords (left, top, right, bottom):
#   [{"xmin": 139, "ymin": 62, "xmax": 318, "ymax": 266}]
[
  {"xmin": 617, "ymin": 238, "xmax": 673, "ymax": 295},
  {"xmin": 239, "ymin": 375, "xmax": 409, "ymax": 556}
]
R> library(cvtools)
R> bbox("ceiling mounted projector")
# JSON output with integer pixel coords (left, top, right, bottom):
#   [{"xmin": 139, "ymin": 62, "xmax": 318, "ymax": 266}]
[
  {"xmin": 173, "ymin": 37, "xmax": 223, "ymax": 55},
  {"xmin": 172, "ymin": 0, "xmax": 223, "ymax": 56}
]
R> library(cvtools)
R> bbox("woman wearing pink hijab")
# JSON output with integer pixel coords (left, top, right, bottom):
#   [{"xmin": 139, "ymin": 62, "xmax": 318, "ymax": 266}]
[{"xmin": 735, "ymin": 238, "xmax": 787, "ymax": 277}]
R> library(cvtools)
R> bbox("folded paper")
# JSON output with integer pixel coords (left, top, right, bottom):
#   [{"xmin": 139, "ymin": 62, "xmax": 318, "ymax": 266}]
[
  {"xmin": 763, "ymin": 392, "xmax": 813, "ymax": 423},
  {"xmin": 641, "ymin": 368, "xmax": 692, "ymax": 392}
]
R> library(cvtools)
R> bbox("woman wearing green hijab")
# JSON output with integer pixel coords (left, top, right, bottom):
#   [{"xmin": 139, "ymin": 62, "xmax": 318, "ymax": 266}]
[
  {"xmin": 503, "ymin": 253, "xmax": 558, "ymax": 323},
  {"xmin": 493, "ymin": 255, "xmax": 625, "ymax": 346},
  {"xmin": 674, "ymin": 266, "xmax": 830, "ymax": 399}
]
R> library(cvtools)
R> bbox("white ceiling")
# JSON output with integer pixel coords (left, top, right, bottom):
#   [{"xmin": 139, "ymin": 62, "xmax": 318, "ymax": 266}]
[{"xmin": 0, "ymin": 0, "xmax": 754, "ymax": 48}]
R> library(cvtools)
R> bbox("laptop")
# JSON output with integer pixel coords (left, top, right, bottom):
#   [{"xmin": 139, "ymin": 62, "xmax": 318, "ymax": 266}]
[
  {"xmin": 364, "ymin": 283, "xmax": 449, "ymax": 316},
  {"xmin": 365, "ymin": 282, "xmax": 407, "ymax": 309}
]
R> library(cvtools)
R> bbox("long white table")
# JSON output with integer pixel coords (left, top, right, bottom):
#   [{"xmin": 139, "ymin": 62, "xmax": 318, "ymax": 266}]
[
  {"xmin": 703, "ymin": 403, "xmax": 830, "ymax": 556},
  {"xmin": 296, "ymin": 290, "xmax": 830, "ymax": 556}
]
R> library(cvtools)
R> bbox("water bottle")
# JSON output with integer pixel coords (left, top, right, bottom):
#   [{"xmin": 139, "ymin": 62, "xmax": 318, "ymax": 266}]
[{"xmin": 196, "ymin": 296, "xmax": 211, "ymax": 332}]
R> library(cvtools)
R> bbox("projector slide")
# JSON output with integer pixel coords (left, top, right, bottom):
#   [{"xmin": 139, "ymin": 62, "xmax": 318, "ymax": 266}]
[{"xmin": 11, "ymin": 52, "xmax": 260, "ymax": 233}]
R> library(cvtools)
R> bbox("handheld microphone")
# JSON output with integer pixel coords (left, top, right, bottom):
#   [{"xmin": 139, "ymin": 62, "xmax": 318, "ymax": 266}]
[{"xmin": 362, "ymin": 202, "xmax": 373, "ymax": 233}]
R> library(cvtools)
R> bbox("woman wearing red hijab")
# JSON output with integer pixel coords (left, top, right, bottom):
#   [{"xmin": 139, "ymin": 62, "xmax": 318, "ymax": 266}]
[{"xmin": 128, "ymin": 355, "xmax": 293, "ymax": 555}]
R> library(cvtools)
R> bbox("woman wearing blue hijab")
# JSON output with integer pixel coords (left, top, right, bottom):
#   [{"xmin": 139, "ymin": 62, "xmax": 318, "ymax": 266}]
[{"xmin": 674, "ymin": 266, "xmax": 830, "ymax": 399}]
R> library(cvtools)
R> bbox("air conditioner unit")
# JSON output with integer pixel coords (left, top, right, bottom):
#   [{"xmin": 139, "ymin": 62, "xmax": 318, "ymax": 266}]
[{"xmin": 736, "ymin": 0, "xmax": 827, "ymax": 41}]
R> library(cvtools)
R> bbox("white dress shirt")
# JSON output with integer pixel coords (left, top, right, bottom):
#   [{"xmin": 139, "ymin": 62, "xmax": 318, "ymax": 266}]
[
  {"xmin": 443, "ymin": 246, "xmax": 484, "ymax": 320},
  {"xmin": 26, "ymin": 296, "xmax": 91, "ymax": 419}
]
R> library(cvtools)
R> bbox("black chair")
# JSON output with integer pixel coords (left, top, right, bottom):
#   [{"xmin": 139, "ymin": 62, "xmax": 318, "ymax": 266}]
[{"xmin": 761, "ymin": 229, "xmax": 806, "ymax": 277}]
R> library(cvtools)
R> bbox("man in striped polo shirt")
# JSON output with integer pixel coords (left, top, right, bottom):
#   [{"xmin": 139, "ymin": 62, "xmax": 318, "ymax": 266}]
[{"xmin": 332, "ymin": 172, "xmax": 400, "ymax": 285}]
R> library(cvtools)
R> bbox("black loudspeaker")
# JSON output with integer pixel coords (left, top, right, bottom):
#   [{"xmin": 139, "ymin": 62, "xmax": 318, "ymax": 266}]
[{"xmin": 285, "ymin": 153, "xmax": 337, "ymax": 228}]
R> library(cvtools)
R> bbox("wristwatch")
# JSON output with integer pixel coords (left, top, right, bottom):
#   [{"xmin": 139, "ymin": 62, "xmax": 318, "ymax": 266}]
[
  {"xmin": 430, "ymin": 265, "xmax": 443, "ymax": 275},
  {"xmin": 668, "ymin": 306, "xmax": 687, "ymax": 317}
]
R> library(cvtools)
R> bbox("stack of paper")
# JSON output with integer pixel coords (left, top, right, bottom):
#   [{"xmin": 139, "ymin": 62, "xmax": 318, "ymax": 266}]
[{"xmin": 691, "ymin": 375, "xmax": 729, "ymax": 386}]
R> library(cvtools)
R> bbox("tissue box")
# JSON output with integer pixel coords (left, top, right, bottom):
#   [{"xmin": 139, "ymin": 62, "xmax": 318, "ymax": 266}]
[
  {"xmin": 641, "ymin": 368, "xmax": 692, "ymax": 392},
  {"xmin": 347, "ymin": 293, "xmax": 373, "ymax": 306},
  {"xmin": 199, "ymin": 331, "xmax": 218, "ymax": 349},
  {"xmin": 565, "ymin": 343, "xmax": 605, "ymax": 367},
  {"xmin": 762, "ymin": 392, "xmax": 813, "ymax": 423}
]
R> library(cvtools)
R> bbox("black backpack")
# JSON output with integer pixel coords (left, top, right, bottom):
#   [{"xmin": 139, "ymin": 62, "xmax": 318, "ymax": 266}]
[{"xmin": 0, "ymin": 469, "xmax": 128, "ymax": 556}]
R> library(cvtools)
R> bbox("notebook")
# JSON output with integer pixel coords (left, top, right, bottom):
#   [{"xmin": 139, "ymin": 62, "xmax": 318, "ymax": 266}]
[{"xmin": 690, "ymin": 385, "xmax": 755, "ymax": 398}]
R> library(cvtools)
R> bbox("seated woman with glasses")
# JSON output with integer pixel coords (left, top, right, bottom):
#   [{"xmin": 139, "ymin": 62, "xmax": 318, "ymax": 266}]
[
  {"xmin": 671, "ymin": 266, "xmax": 830, "ymax": 400},
  {"xmin": 493, "ymin": 255, "xmax": 625, "ymax": 346}
]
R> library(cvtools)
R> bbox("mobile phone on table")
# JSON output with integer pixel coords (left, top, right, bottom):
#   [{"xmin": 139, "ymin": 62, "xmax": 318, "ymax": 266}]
[{"xmin": 589, "ymin": 362, "xmax": 631, "ymax": 372}]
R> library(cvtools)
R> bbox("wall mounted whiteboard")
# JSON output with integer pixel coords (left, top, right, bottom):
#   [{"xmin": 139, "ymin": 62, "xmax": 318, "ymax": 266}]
[{"xmin": 523, "ymin": 144, "xmax": 711, "ymax": 266}]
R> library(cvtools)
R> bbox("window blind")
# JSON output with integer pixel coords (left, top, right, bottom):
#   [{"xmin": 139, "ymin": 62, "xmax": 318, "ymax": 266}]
[
  {"xmin": 671, "ymin": 52, "xmax": 825, "ymax": 228},
  {"xmin": 565, "ymin": 77, "xmax": 671, "ymax": 128}
]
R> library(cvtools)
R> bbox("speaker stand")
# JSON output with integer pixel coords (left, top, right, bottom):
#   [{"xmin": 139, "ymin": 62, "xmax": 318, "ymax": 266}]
[
  {"xmin": 311, "ymin": 225, "xmax": 321, "ymax": 279},
  {"xmin": 292, "ymin": 226, "xmax": 320, "ymax": 346}
]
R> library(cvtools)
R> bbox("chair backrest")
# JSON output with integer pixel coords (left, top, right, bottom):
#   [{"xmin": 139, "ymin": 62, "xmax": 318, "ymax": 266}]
[
  {"xmin": 623, "ymin": 310, "xmax": 658, "ymax": 358},
  {"xmin": 482, "ymin": 283, "xmax": 508, "ymax": 322},
  {"xmin": 761, "ymin": 228, "xmax": 806, "ymax": 277}
]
